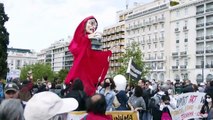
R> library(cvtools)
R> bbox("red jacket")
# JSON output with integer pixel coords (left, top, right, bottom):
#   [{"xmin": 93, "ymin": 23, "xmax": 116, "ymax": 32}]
[
  {"xmin": 64, "ymin": 16, "xmax": 111, "ymax": 96},
  {"xmin": 81, "ymin": 112, "xmax": 112, "ymax": 120}
]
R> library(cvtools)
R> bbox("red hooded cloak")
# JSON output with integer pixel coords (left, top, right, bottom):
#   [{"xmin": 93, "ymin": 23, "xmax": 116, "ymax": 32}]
[{"xmin": 65, "ymin": 16, "xmax": 112, "ymax": 96}]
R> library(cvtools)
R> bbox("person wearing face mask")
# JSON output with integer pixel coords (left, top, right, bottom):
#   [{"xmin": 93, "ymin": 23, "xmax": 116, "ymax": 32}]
[
  {"xmin": 64, "ymin": 16, "xmax": 112, "ymax": 97},
  {"xmin": 200, "ymin": 93, "xmax": 213, "ymax": 120},
  {"xmin": 99, "ymin": 78, "xmax": 116, "ymax": 111}
]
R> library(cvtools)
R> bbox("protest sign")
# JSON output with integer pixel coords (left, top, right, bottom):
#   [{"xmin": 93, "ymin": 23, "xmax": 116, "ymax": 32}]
[
  {"xmin": 170, "ymin": 92, "xmax": 205, "ymax": 120},
  {"xmin": 68, "ymin": 111, "xmax": 139, "ymax": 120}
]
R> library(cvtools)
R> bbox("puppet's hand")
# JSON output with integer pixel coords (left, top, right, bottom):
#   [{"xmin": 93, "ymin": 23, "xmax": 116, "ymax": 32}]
[{"xmin": 88, "ymin": 32, "xmax": 102, "ymax": 39}]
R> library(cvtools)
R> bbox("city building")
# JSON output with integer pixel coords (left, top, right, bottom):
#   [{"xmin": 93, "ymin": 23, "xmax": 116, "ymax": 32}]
[
  {"xmin": 37, "ymin": 36, "xmax": 102, "ymax": 72},
  {"xmin": 7, "ymin": 48, "xmax": 37, "ymax": 70},
  {"xmin": 125, "ymin": 0, "xmax": 171, "ymax": 81},
  {"xmin": 103, "ymin": 0, "xmax": 213, "ymax": 83}
]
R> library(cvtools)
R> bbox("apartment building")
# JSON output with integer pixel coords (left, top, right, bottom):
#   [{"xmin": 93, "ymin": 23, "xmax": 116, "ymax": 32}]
[
  {"xmin": 7, "ymin": 48, "xmax": 37, "ymax": 70},
  {"xmin": 102, "ymin": 8, "xmax": 132, "ymax": 76},
  {"xmin": 125, "ymin": 0, "xmax": 171, "ymax": 81},
  {"xmin": 37, "ymin": 37, "xmax": 102, "ymax": 72}
]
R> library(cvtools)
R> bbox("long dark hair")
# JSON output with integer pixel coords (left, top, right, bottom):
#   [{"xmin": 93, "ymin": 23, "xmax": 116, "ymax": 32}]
[
  {"xmin": 134, "ymin": 86, "xmax": 143, "ymax": 97},
  {"xmin": 71, "ymin": 78, "xmax": 84, "ymax": 91}
]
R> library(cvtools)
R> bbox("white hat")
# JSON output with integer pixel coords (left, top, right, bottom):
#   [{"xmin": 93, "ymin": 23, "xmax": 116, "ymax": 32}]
[{"xmin": 24, "ymin": 91, "xmax": 78, "ymax": 120}]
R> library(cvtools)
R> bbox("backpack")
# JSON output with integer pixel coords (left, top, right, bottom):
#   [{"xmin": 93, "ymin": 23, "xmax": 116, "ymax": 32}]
[
  {"xmin": 148, "ymin": 94, "xmax": 161, "ymax": 114},
  {"xmin": 161, "ymin": 107, "xmax": 172, "ymax": 120}
]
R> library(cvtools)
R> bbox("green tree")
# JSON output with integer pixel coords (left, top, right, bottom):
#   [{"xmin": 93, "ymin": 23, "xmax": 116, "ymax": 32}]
[
  {"xmin": 20, "ymin": 63, "xmax": 54, "ymax": 82},
  {"xmin": 0, "ymin": 3, "xmax": 9, "ymax": 79},
  {"xmin": 57, "ymin": 69, "xmax": 69, "ymax": 82},
  {"xmin": 115, "ymin": 41, "xmax": 149, "ymax": 84}
]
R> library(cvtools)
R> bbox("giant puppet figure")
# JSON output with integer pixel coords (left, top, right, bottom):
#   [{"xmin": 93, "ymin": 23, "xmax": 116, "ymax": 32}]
[{"xmin": 65, "ymin": 16, "xmax": 112, "ymax": 96}]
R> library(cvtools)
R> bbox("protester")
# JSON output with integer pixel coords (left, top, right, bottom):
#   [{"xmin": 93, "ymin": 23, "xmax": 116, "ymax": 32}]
[
  {"xmin": 205, "ymin": 81, "xmax": 213, "ymax": 95},
  {"xmin": 24, "ymin": 91, "xmax": 78, "ymax": 120},
  {"xmin": 65, "ymin": 78, "xmax": 87, "ymax": 111},
  {"xmin": 4, "ymin": 82, "xmax": 20, "ymax": 99},
  {"xmin": 128, "ymin": 85, "xmax": 146, "ymax": 120},
  {"xmin": 19, "ymin": 72, "xmax": 34, "ymax": 101},
  {"xmin": 160, "ymin": 94, "xmax": 172, "ymax": 120},
  {"xmin": 200, "ymin": 93, "xmax": 213, "ymax": 120},
  {"xmin": 99, "ymin": 78, "xmax": 116, "ymax": 111},
  {"xmin": 0, "ymin": 99, "xmax": 25, "ymax": 120},
  {"xmin": 82, "ymin": 93, "xmax": 112, "ymax": 120},
  {"xmin": 64, "ymin": 16, "xmax": 112, "ymax": 96},
  {"xmin": 113, "ymin": 74, "xmax": 129, "ymax": 111},
  {"xmin": 0, "ymin": 78, "xmax": 5, "ymax": 102}
]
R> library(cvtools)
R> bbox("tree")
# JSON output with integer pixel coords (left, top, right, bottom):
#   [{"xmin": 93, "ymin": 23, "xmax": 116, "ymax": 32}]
[
  {"xmin": 115, "ymin": 41, "xmax": 149, "ymax": 84},
  {"xmin": 0, "ymin": 3, "xmax": 9, "ymax": 79},
  {"xmin": 20, "ymin": 63, "xmax": 54, "ymax": 82},
  {"xmin": 57, "ymin": 69, "xmax": 69, "ymax": 82}
]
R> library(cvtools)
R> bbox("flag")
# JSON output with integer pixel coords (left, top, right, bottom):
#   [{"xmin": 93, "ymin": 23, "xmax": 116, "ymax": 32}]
[{"xmin": 126, "ymin": 58, "xmax": 142, "ymax": 81}]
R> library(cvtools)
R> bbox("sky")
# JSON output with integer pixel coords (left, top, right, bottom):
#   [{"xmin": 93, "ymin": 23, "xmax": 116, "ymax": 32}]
[{"xmin": 0, "ymin": 0, "xmax": 153, "ymax": 52}]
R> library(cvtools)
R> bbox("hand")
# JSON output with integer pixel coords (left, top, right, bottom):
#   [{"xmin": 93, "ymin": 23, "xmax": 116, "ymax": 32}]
[{"xmin": 88, "ymin": 32, "xmax": 102, "ymax": 39}]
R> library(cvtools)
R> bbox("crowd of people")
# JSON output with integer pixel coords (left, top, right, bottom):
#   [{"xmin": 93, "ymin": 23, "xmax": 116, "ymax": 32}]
[{"xmin": 0, "ymin": 74, "xmax": 213, "ymax": 120}]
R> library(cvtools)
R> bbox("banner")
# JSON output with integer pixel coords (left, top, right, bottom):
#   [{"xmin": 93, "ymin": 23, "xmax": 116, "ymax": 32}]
[
  {"xmin": 170, "ymin": 92, "xmax": 206, "ymax": 120},
  {"xmin": 68, "ymin": 111, "xmax": 139, "ymax": 120},
  {"xmin": 126, "ymin": 58, "xmax": 142, "ymax": 81},
  {"xmin": 6, "ymin": 69, "xmax": 21, "ymax": 81}
]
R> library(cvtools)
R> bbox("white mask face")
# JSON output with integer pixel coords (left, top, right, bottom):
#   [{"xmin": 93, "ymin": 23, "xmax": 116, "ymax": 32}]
[
  {"xmin": 85, "ymin": 19, "xmax": 97, "ymax": 34},
  {"xmin": 206, "ymin": 98, "xmax": 212, "ymax": 103}
]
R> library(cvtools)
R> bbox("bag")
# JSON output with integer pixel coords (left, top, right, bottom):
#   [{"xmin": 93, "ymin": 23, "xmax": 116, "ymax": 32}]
[
  {"xmin": 161, "ymin": 107, "xmax": 172, "ymax": 120},
  {"xmin": 148, "ymin": 94, "xmax": 161, "ymax": 113}
]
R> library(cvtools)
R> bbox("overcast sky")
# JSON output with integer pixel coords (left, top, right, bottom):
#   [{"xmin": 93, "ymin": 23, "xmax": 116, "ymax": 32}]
[{"xmin": 0, "ymin": 0, "xmax": 152, "ymax": 52}]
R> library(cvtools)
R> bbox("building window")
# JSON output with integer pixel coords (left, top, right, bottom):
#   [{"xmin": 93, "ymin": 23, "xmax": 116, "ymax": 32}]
[
  {"xmin": 161, "ymin": 42, "xmax": 164, "ymax": 48},
  {"xmin": 155, "ymin": 43, "xmax": 157, "ymax": 48},
  {"xmin": 161, "ymin": 23, "xmax": 164, "ymax": 28},
  {"xmin": 176, "ymin": 22, "xmax": 179, "ymax": 28},
  {"xmin": 148, "ymin": 44, "xmax": 151, "ymax": 49},
  {"xmin": 185, "ymin": 20, "xmax": 188, "ymax": 27},
  {"xmin": 149, "ymin": 26, "xmax": 151, "ymax": 31},
  {"xmin": 176, "ymin": 45, "xmax": 179, "ymax": 52},
  {"xmin": 176, "ymin": 59, "xmax": 179, "ymax": 66},
  {"xmin": 155, "ymin": 25, "xmax": 157, "ymax": 30},
  {"xmin": 176, "ymin": 40, "xmax": 179, "ymax": 43}
]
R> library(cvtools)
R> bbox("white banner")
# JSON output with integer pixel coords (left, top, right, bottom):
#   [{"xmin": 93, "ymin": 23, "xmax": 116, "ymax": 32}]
[
  {"xmin": 170, "ymin": 92, "xmax": 206, "ymax": 120},
  {"xmin": 68, "ymin": 111, "xmax": 139, "ymax": 120}
]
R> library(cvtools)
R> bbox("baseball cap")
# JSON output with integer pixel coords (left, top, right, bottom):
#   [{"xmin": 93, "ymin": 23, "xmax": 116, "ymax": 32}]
[
  {"xmin": 4, "ymin": 82, "xmax": 19, "ymax": 93},
  {"xmin": 24, "ymin": 91, "xmax": 78, "ymax": 120}
]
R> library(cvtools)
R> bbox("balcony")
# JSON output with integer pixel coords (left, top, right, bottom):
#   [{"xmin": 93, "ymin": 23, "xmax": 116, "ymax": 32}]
[
  {"xmin": 172, "ymin": 66, "xmax": 178, "ymax": 70},
  {"xmin": 183, "ymin": 26, "xmax": 188, "ymax": 31},
  {"xmin": 206, "ymin": 49, "xmax": 213, "ymax": 54},
  {"xmin": 175, "ymin": 28, "xmax": 180, "ymax": 32},
  {"xmin": 196, "ymin": 36, "xmax": 204, "ymax": 41},
  {"xmin": 153, "ymin": 38, "xmax": 158, "ymax": 43},
  {"xmin": 180, "ymin": 51, "xmax": 187, "ymax": 56},
  {"xmin": 180, "ymin": 65, "xmax": 187, "ymax": 69},
  {"xmin": 196, "ymin": 23, "xmax": 204, "ymax": 28},
  {"xmin": 158, "ymin": 17, "xmax": 165, "ymax": 23},
  {"xmin": 196, "ymin": 65, "xmax": 202, "ymax": 68},
  {"xmin": 196, "ymin": 10, "xmax": 204, "ymax": 15},
  {"xmin": 147, "ymin": 39, "xmax": 151, "ymax": 43},
  {"xmin": 206, "ymin": 8, "xmax": 213, "ymax": 12},
  {"xmin": 206, "ymin": 35, "xmax": 213, "ymax": 39},
  {"xmin": 172, "ymin": 52, "xmax": 178, "ymax": 56},
  {"xmin": 206, "ymin": 64, "xmax": 213, "ymax": 68},
  {"xmin": 196, "ymin": 50, "xmax": 204, "ymax": 54},
  {"xmin": 159, "ymin": 37, "xmax": 164, "ymax": 42},
  {"xmin": 206, "ymin": 21, "xmax": 213, "ymax": 26}
]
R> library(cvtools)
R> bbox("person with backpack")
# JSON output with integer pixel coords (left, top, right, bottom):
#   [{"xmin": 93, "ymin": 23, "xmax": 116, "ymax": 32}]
[{"xmin": 160, "ymin": 94, "xmax": 173, "ymax": 120}]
